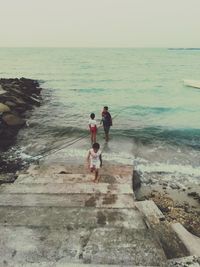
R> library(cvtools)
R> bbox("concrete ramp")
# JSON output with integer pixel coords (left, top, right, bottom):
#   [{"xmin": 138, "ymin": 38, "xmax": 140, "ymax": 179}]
[{"xmin": 0, "ymin": 167, "xmax": 167, "ymax": 266}]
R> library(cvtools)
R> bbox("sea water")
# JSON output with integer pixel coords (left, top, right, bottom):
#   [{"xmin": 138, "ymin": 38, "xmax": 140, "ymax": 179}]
[{"xmin": 0, "ymin": 48, "xmax": 200, "ymax": 185}]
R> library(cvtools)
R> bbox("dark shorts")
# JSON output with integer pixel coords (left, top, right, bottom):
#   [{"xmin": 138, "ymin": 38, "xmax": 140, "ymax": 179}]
[{"xmin": 103, "ymin": 125, "xmax": 110, "ymax": 134}]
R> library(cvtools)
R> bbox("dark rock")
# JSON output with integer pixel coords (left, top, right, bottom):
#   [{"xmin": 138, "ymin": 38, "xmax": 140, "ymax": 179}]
[
  {"xmin": 0, "ymin": 77, "xmax": 42, "ymax": 151},
  {"xmin": 0, "ymin": 78, "xmax": 42, "ymax": 176},
  {"xmin": 184, "ymin": 206, "xmax": 191, "ymax": 213},
  {"xmin": 0, "ymin": 173, "xmax": 17, "ymax": 184},
  {"xmin": 132, "ymin": 170, "xmax": 141, "ymax": 191},
  {"xmin": 137, "ymin": 196, "xmax": 146, "ymax": 201},
  {"xmin": 188, "ymin": 192, "xmax": 198, "ymax": 197},
  {"xmin": 2, "ymin": 113, "xmax": 25, "ymax": 126},
  {"xmin": 158, "ymin": 205, "xmax": 170, "ymax": 213},
  {"xmin": 170, "ymin": 183, "xmax": 181, "ymax": 190},
  {"xmin": 0, "ymin": 156, "xmax": 24, "ymax": 173},
  {"xmin": 0, "ymin": 103, "xmax": 10, "ymax": 112},
  {"xmin": 188, "ymin": 192, "xmax": 200, "ymax": 203},
  {"xmin": 4, "ymin": 101, "xmax": 17, "ymax": 108},
  {"xmin": 0, "ymin": 153, "xmax": 27, "ymax": 184}
]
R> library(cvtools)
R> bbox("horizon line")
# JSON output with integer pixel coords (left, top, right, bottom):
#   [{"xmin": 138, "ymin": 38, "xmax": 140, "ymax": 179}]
[{"xmin": 0, "ymin": 46, "xmax": 200, "ymax": 49}]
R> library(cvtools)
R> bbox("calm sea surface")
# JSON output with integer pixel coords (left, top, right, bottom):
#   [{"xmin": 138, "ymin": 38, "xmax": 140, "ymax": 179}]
[{"xmin": 0, "ymin": 48, "xmax": 200, "ymax": 184}]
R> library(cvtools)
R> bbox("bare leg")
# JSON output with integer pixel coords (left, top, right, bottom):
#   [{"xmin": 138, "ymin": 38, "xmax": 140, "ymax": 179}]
[
  {"xmin": 93, "ymin": 169, "xmax": 99, "ymax": 182},
  {"xmin": 90, "ymin": 132, "xmax": 93, "ymax": 143},
  {"xmin": 104, "ymin": 127, "xmax": 110, "ymax": 142},
  {"xmin": 105, "ymin": 133, "xmax": 109, "ymax": 142}
]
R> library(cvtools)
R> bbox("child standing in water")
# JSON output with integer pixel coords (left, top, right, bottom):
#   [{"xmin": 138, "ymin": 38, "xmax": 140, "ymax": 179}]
[
  {"xmin": 101, "ymin": 106, "xmax": 112, "ymax": 142},
  {"xmin": 88, "ymin": 113, "xmax": 97, "ymax": 143},
  {"xmin": 87, "ymin": 142, "xmax": 102, "ymax": 182}
]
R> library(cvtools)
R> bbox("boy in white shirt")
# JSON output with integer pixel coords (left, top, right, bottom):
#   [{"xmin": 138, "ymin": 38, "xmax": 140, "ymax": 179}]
[{"xmin": 87, "ymin": 142, "xmax": 102, "ymax": 182}]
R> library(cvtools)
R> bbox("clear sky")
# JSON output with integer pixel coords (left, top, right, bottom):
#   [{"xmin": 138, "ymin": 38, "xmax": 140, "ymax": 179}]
[{"xmin": 0, "ymin": 0, "xmax": 200, "ymax": 47}]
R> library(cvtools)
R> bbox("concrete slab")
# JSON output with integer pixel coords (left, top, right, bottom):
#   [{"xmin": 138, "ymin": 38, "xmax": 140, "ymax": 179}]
[
  {"xmin": 16, "ymin": 173, "xmax": 94, "ymax": 184},
  {"xmin": 0, "ymin": 193, "xmax": 135, "ymax": 208},
  {"xmin": 83, "ymin": 227, "xmax": 166, "ymax": 265},
  {"xmin": 22, "ymin": 163, "xmax": 133, "ymax": 179},
  {"xmin": 0, "ymin": 182, "xmax": 133, "ymax": 195},
  {"xmin": 0, "ymin": 226, "xmax": 88, "ymax": 266},
  {"xmin": 0, "ymin": 206, "xmax": 146, "ymax": 229},
  {"xmin": 7, "ymin": 262, "xmax": 160, "ymax": 267},
  {"xmin": 171, "ymin": 223, "xmax": 200, "ymax": 257},
  {"xmin": 16, "ymin": 173, "xmax": 132, "ymax": 185},
  {"xmin": 0, "ymin": 226, "xmax": 166, "ymax": 266},
  {"xmin": 135, "ymin": 200, "xmax": 165, "ymax": 225},
  {"xmin": 9, "ymin": 264, "xmax": 138, "ymax": 267}
]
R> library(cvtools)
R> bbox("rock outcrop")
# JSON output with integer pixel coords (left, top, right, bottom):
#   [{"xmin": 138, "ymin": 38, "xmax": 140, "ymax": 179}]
[{"xmin": 0, "ymin": 78, "xmax": 42, "ymax": 150}]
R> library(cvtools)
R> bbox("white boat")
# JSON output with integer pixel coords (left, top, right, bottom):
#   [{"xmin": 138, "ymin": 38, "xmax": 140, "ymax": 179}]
[{"xmin": 183, "ymin": 79, "xmax": 200, "ymax": 89}]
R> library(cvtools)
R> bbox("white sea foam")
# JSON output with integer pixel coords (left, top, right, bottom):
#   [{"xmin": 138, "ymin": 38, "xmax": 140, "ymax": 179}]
[
  {"xmin": 42, "ymin": 147, "xmax": 200, "ymax": 179},
  {"xmin": 137, "ymin": 161, "xmax": 200, "ymax": 177}
]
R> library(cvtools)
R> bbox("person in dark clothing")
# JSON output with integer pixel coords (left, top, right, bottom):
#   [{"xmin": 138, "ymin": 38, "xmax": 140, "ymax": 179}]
[{"xmin": 101, "ymin": 106, "xmax": 112, "ymax": 142}]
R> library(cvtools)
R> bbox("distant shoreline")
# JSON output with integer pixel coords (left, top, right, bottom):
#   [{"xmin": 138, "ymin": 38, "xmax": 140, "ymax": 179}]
[{"xmin": 168, "ymin": 48, "xmax": 200, "ymax": 50}]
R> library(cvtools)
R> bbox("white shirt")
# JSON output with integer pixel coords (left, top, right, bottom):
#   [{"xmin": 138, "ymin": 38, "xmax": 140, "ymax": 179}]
[
  {"xmin": 89, "ymin": 148, "xmax": 101, "ymax": 168},
  {"xmin": 89, "ymin": 119, "xmax": 97, "ymax": 128}
]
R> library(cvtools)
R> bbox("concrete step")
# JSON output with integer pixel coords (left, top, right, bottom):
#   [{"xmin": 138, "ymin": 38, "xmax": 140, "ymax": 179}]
[
  {"xmin": 135, "ymin": 200, "xmax": 165, "ymax": 225},
  {"xmin": 8, "ymin": 263, "xmax": 137, "ymax": 267},
  {"xmin": 0, "ymin": 182, "xmax": 133, "ymax": 195},
  {"xmin": 0, "ymin": 226, "xmax": 166, "ymax": 266},
  {"xmin": 82, "ymin": 227, "xmax": 166, "ymax": 265},
  {"xmin": 15, "ymin": 173, "xmax": 131, "ymax": 184},
  {"xmin": 0, "ymin": 193, "xmax": 135, "ymax": 208},
  {"xmin": 0, "ymin": 206, "xmax": 146, "ymax": 229},
  {"xmin": 16, "ymin": 173, "xmax": 93, "ymax": 184},
  {"xmin": 16, "ymin": 173, "xmax": 131, "ymax": 184},
  {"xmin": 22, "ymin": 163, "xmax": 133, "ymax": 180},
  {"xmin": 171, "ymin": 223, "xmax": 200, "ymax": 257}
]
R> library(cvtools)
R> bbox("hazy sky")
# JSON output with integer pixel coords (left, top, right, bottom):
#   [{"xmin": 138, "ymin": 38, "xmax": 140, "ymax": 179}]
[{"xmin": 0, "ymin": 0, "xmax": 200, "ymax": 47}]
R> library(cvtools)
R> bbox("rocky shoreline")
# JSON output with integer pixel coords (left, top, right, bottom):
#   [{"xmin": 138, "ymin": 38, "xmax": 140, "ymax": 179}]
[
  {"xmin": 0, "ymin": 77, "xmax": 42, "ymax": 182},
  {"xmin": 133, "ymin": 171, "xmax": 200, "ymax": 238}
]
